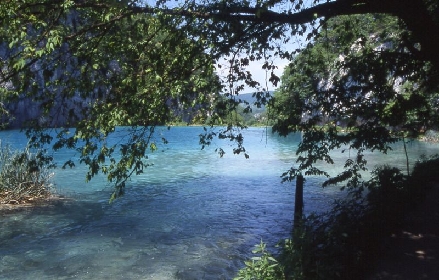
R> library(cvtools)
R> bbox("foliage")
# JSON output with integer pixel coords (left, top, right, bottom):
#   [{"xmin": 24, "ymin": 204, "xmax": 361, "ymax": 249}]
[
  {"xmin": 280, "ymin": 216, "xmax": 334, "ymax": 280},
  {"xmin": 234, "ymin": 240, "xmax": 285, "ymax": 280},
  {"xmin": 366, "ymin": 165, "xmax": 409, "ymax": 215},
  {"xmin": 238, "ymin": 157, "xmax": 439, "ymax": 279},
  {"xmin": 0, "ymin": 3, "xmax": 223, "ymax": 197},
  {"xmin": 0, "ymin": 1, "xmax": 438, "ymax": 277},
  {"xmin": 237, "ymin": 106, "xmax": 272, "ymax": 127},
  {"xmin": 204, "ymin": 94, "xmax": 271, "ymax": 127},
  {"xmin": 236, "ymin": 199, "xmax": 370, "ymax": 279},
  {"xmin": 0, "ymin": 142, "xmax": 55, "ymax": 204},
  {"xmin": 270, "ymin": 13, "xmax": 439, "ymax": 188},
  {"xmin": 410, "ymin": 154, "xmax": 439, "ymax": 186}
]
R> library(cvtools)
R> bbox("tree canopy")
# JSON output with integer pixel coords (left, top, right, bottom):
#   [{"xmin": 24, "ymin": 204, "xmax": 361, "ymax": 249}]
[
  {"xmin": 1, "ymin": 0, "xmax": 438, "ymax": 196},
  {"xmin": 1, "ymin": 1, "xmax": 223, "ymax": 198},
  {"xmin": 270, "ymin": 12, "xmax": 439, "ymax": 188}
]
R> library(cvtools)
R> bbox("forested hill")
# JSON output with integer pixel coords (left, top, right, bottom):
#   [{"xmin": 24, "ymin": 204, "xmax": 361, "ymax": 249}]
[
  {"xmin": 238, "ymin": 92, "xmax": 272, "ymax": 113},
  {"xmin": 2, "ymin": 91, "xmax": 271, "ymax": 129}
]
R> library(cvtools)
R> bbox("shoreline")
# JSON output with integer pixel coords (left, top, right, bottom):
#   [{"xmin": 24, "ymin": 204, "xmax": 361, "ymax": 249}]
[
  {"xmin": 0, "ymin": 194, "xmax": 72, "ymax": 211},
  {"xmin": 367, "ymin": 182, "xmax": 439, "ymax": 279}
]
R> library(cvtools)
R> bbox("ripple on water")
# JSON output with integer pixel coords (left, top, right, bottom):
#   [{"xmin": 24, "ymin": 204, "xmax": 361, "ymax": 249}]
[{"xmin": 3, "ymin": 129, "xmax": 438, "ymax": 279}]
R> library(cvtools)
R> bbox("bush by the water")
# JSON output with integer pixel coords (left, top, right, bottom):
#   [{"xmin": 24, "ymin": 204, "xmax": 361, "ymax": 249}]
[
  {"xmin": 236, "ymin": 155, "xmax": 439, "ymax": 279},
  {"xmin": 0, "ymin": 142, "xmax": 55, "ymax": 204}
]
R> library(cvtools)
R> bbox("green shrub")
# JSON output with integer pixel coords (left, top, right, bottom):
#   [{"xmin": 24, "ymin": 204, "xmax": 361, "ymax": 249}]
[
  {"xmin": 236, "ymin": 158, "xmax": 439, "ymax": 280},
  {"xmin": 234, "ymin": 240, "xmax": 285, "ymax": 280},
  {"xmin": 0, "ymin": 142, "xmax": 55, "ymax": 204},
  {"xmin": 366, "ymin": 165, "xmax": 409, "ymax": 222},
  {"xmin": 284, "ymin": 200, "xmax": 370, "ymax": 280},
  {"xmin": 411, "ymin": 154, "xmax": 439, "ymax": 184},
  {"xmin": 281, "ymin": 215, "xmax": 337, "ymax": 280},
  {"xmin": 235, "ymin": 202, "xmax": 369, "ymax": 280}
]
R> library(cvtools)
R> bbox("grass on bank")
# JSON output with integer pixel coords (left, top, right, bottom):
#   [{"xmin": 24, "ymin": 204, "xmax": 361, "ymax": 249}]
[{"xmin": 0, "ymin": 142, "xmax": 55, "ymax": 204}]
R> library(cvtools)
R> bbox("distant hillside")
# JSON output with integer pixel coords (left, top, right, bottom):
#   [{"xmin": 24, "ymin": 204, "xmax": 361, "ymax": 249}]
[
  {"xmin": 236, "ymin": 91, "xmax": 273, "ymax": 113},
  {"xmin": 2, "ymin": 91, "xmax": 273, "ymax": 129}
]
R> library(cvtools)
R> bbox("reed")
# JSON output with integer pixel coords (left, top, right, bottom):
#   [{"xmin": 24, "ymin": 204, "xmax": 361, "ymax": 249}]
[{"xmin": 0, "ymin": 141, "xmax": 55, "ymax": 204}]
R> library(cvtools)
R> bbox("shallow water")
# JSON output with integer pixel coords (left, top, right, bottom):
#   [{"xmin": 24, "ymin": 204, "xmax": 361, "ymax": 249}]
[{"xmin": 1, "ymin": 127, "xmax": 438, "ymax": 279}]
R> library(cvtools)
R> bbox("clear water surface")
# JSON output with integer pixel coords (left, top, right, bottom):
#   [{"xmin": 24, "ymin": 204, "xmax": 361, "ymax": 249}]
[{"xmin": 1, "ymin": 127, "xmax": 438, "ymax": 279}]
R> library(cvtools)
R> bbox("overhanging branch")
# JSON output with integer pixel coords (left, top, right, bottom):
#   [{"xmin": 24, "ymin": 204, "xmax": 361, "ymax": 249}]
[{"xmin": 128, "ymin": 0, "xmax": 401, "ymax": 25}]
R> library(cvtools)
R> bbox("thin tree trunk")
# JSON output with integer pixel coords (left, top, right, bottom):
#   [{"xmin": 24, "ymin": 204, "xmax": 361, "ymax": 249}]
[
  {"xmin": 403, "ymin": 135, "xmax": 410, "ymax": 176},
  {"xmin": 294, "ymin": 174, "xmax": 304, "ymax": 229}
]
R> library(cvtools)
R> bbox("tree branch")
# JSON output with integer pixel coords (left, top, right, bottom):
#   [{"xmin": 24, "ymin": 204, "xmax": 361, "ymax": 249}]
[{"xmin": 127, "ymin": 0, "xmax": 401, "ymax": 25}]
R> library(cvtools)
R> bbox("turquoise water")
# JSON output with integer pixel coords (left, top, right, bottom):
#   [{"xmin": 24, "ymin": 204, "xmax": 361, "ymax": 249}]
[{"xmin": 1, "ymin": 127, "xmax": 438, "ymax": 279}]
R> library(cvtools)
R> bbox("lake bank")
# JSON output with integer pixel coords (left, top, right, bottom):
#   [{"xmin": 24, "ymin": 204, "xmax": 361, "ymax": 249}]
[{"xmin": 367, "ymin": 181, "xmax": 439, "ymax": 279}]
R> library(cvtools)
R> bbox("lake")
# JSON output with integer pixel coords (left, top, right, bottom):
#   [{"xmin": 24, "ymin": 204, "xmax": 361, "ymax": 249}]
[{"xmin": 1, "ymin": 126, "xmax": 439, "ymax": 279}]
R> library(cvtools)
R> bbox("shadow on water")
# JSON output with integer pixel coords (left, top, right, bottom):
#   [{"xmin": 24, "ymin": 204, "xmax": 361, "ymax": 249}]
[
  {"xmin": 2, "ymin": 128, "xmax": 438, "ymax": 279},
  {"xmin": 0, "ymin": 170, "xmax": 303, "ymax": 280},
  {"xmin": 1, "ymin": 197, "xmax": 108, "ymax": 278}
]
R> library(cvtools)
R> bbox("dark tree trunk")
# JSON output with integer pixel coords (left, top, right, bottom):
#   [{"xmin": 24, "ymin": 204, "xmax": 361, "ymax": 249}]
[{"xmin": 294, "ymin": 174, "xmax": 304, "ymax": 229}]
